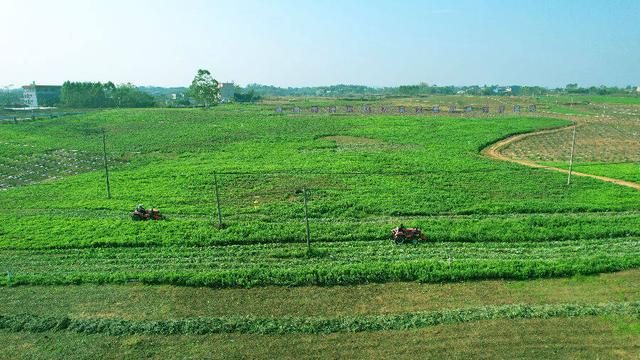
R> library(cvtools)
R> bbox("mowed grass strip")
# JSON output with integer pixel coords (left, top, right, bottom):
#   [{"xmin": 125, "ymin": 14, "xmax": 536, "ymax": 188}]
[
  {"xmin": 1, "ymin": 317, "xmax": 638, "ymax": 360},
  {"xmin": 1, "ymin": 302, "xmax": 639, "ymax": 336},
  {"xmin": 1, "ymin": 270, "xmax": 639, "ymax": 319},
  {"xmin": 2, "ymin": 242, "xmax": 640, "ymax": 287}
]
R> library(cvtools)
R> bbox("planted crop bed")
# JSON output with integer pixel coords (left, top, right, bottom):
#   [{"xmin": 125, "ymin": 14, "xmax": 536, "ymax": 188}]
[
  {"xmin": 2, "ymin": 237, "xmax": 640, "ymax": 287},
  {"xmin": 1, "ymin": 107, "xmax": 640, "ymax": 288}
]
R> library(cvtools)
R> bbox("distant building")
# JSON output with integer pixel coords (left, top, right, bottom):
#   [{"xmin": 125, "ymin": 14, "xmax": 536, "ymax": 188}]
[
  {"xmin": 636, "ymin": 86, "xmax": 640, "ymax": 93},
  {"xmin": 22, "ymin": 82, "xmax": 61, "ymax": 108},
  {"xmin": 219, "ymin": 83, "xmax": 235, "ymax": 103},
  {"xmin": 493, "ymin": 87, "xmax": 512, "ymax": 94},
  {"xmin": 164, "ymin": 92, "xmax": 192, "ymax": 107}
]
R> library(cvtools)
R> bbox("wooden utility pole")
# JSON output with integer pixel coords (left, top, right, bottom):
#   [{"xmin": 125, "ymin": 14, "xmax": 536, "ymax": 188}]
[
  {"xmin": 102, "ymin": 129, "xmax": 111, "ymax": 199},
  {"xmin": 213, "ymin": 172, "xmax": 223, "ymax": 227},
  {"xmin": 567, "ymin": 124, "xmax": 577, "ymax": 185},
  {"xmin": 303, "ymin": 188, "xmax": 311, "ymax": 250}
]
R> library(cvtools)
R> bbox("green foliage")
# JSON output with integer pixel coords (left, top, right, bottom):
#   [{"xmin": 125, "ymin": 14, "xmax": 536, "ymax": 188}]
[
  {"xmin": 188, "ymin": 69, "xmax": 219, "ymax": 107},
  {"xmin": 543, "ymin": 162, "xmax": 640, "ymax": 184},
  {"xmin": 59, "ymin": 82, "xmax": 155, "ymax": 108},
  {"xmin": 241, "ymin": 83, "xmax": 638, "ymax": 98},
  {"xmin": 112, "ymin": 83, "xmax": 156, "ymax": 108},
  {"xmin": 0, "ymin": 89, "xmax": 22, "ymax": 107},
  {"xmin": 60, "ymin": 81, "xmax": 116, "ymax": 108},
  {"xmin": 233, "ymin": 89, "xmax": 261, "ymax": 103}
]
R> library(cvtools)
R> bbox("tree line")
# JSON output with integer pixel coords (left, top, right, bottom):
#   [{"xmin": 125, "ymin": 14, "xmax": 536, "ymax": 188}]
[
  {"xmin": 246, "ymin": 83, "xmax": 639, "ymax": 98},
  {"xmin": 2, "ymin": 72, "xmax": 637, "ymax": 109},
  {"xmin": 60, "ymin": 82, "xmax": 155, "ymax": 108}
]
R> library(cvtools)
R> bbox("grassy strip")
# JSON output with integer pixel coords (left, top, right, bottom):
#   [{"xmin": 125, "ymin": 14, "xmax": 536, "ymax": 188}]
[
  {"xmin": 4, "ymin": 212, "xmax": 640, "ymax": 250},
  {"xmin": 2, "ymin": 317, "xmax": 636, "ymax": 360},
  {"xmin": 3, "ymin": 256, "xmax": 640, "ymax": 288},
  {"xmin": 1, "ymin": 270, "xmax": 639, "ymax": 319},
  {"xmin": 0, "ymin": 302, "xmax": 638, "ymax": 336},
  {"xmin": 541, "ymin": 162, "xmax": 640, "ymax": 184}
]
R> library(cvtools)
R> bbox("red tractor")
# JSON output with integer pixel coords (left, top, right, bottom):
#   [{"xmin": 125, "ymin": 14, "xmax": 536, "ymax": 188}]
[
  {"xmin": 132, "ymin": 204, "xmax": 164, "ymax": 221},
  {"xmin": 391, "ymin": 225, "xmax": 427, "ymax": 244}
]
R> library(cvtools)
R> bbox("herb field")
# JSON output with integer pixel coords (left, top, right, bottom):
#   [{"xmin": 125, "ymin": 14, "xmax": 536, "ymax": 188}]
[
  {"xmin": 1, "ymin": 102, "xmax": 640, "ymax": 358},
  {"xmin": 2, "ymin": 106, "xmax": 640, "ymax": 287}
]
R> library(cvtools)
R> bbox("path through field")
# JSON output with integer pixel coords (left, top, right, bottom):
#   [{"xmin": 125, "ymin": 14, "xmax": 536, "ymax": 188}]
[{"xmin": 483, "ymin": 123, "xmax": 640, "ymax": 190}]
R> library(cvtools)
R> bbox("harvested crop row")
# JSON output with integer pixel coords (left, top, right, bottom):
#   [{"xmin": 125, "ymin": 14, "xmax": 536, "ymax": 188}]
[
  {"xmin": 2, "ymin": 249, "xmax": 640, "ymax": 287},
  {"xmin": 1, "ymin": 301, "xmax": 638, "ymax": 335}
]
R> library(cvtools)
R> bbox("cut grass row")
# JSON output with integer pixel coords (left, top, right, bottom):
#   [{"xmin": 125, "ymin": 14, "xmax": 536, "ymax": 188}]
[
  {"xmin": 2, "ymin": 239, "xmax": 640, "ymax": 287},
  {"xmin": 2, "ymin": 317, "xmax": 637, "ymax": 360},
  {"xmin": 2, "ymin": 270, "xmax": 639, "ymax": 319},
  {"xmin": 1, "ymin": 302, "xmax": 639, "ymax": 336}
]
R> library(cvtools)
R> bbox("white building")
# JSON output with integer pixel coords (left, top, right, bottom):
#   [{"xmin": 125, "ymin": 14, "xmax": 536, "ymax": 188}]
[
  {"xmin": 22, "ymin": 82, "xmax": 61, "ymax": 108},
  {"xmin": 23, "ymin": 85, "xmax": 38, "ymax": 108}
]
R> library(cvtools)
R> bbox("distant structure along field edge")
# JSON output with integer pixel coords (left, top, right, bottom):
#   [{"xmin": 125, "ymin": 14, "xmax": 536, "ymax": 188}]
[{"xmin": 22, "ymin": 82, "xmax": 62, "ymax": 108}]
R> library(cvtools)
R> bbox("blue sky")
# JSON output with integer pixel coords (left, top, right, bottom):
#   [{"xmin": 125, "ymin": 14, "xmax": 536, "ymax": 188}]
[{"xmin": 1, "ymin": 0, "xmax": 639, "ymax": 88}]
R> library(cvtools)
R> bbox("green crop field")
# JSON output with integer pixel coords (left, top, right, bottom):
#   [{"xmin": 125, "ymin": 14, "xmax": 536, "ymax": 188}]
[{"xmin": 1, "ymin": 103, "xmax": 639, "ymax": 358}]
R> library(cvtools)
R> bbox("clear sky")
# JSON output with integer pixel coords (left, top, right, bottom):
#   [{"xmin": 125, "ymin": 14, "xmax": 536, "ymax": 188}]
[{"xmin": 1, "ymin": 0, "xmax": 639, "ymax": 88}]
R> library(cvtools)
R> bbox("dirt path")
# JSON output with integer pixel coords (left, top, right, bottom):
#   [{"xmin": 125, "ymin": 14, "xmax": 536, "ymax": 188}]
[{"xmin": 483, "ymin": 125, "xmax": 640, "ymax": 190}]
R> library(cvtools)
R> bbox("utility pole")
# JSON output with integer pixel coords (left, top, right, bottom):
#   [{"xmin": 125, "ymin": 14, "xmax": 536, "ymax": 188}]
[
  {"xmin": 303, "ymin": 188, "xmax": 311, "ymax": 251},
  {"xmin": 213, "ymin": 172, "xmax": 223, "ymax": 228},
  {"xmin": 567, "ymin": 123, "xmax": 577, "ymax": 185},
  {"xmin": 102, "ymin": 129, "xmax": 111, "ymax": 199}
]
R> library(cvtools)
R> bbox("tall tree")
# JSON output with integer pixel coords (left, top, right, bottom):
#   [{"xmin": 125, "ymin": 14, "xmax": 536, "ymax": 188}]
[{"xmin": 189, "ymin": 69, "xmax": 219, "ymax": 108}]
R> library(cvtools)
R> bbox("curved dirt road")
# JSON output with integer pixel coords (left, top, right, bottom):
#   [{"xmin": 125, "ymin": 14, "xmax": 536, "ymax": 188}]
[{"xmin": 483, "ymin": 125, "xmax": 640, "ymax": 190}]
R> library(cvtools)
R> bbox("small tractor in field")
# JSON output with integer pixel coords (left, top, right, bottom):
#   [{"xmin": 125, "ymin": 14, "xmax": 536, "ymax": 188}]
[
  {"xmin": 391, "ymin": 224, "xmax": 427, "ymax": 244},
  {"xmin": 131, "ymin": 204, "xmax": 165, "ymax": 221}
]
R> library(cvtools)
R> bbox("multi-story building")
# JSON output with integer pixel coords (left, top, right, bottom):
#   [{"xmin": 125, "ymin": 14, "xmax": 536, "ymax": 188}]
[{"xmin": 22, "ymin": 82, "xmax": 62, "ymax": 108}]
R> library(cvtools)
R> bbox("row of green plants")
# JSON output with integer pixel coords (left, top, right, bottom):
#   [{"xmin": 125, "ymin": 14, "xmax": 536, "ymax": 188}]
[
  {"xmin": 5, "ymin": 236, "xmax": 636, "ymax": 269},
  {"xmin": 2, "ymin": 211, "xmax": 640, "ymax": 250},
  {"xmin": 3, "ymin": 252, "xmax": 640, "ymax": 287},
  {"xmin": 1, "ymin": 301, "xmax": 638, "ymax": 335}
]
